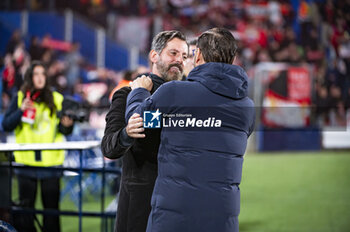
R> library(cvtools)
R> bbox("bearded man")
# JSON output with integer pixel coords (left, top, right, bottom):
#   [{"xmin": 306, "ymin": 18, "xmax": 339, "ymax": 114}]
[{"xmin": 101, "ymin": 30, "xmax": 188, "ymax": 232}]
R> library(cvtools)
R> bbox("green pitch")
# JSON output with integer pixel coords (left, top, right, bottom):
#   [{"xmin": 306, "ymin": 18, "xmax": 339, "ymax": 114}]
[
  {"xmin": 25, "ymin": 150, "xmax": 349, "ymax": 231},
  {"xmin": 239, "ymin": 151, "xmax": 350, "ymax": 232}
]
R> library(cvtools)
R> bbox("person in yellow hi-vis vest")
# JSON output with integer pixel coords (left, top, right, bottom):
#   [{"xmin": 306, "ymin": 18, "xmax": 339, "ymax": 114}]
[{"xmin": 2, "ymin": 61, "xmax": 74, "ymax": 232}]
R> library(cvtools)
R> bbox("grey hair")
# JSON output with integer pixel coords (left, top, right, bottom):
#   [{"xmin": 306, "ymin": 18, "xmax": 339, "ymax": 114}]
[{"xmin": 151, "ymin": 30, "xmax": 187, "ymax": 54}]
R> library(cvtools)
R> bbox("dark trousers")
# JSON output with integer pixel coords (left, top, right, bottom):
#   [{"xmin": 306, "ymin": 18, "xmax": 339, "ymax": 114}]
[
  {"xmin": 115, "ymin": 179, "xmax": 155, "ymax": 232},
  {"xmin": 114, "ymin": 161, "xmax": 157, "ymax": 232},
  {"xmin": 15, "ymin": 176, "xmax": 61, "ymax": 232}
]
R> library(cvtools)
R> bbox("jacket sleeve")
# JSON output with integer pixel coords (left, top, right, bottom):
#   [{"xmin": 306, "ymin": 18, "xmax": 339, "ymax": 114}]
[
  {"xmin": 101, "ymin": 87, "xmax": 134, "ymax": 159},
  {"xmin": 125, "ymin": 83, "xmax": 171, "ymax": 122},
  {"xmin": 2, "ymin": 94, "xmax": 23, "ymax": 132}
]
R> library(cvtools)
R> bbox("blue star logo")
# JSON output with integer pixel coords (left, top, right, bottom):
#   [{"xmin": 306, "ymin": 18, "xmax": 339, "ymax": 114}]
[{"xmin": 144, "ymin": 109, "xmax": 162, "ymax": 128}]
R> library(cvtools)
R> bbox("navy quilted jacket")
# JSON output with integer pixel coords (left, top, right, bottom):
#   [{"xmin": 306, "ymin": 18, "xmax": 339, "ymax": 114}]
[{"xmin": 126, "ymin": 62, "xmax": 255, "ymax": 232}]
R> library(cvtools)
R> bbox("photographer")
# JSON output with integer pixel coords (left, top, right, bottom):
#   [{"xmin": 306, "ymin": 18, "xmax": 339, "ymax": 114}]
[{"xmin": 2, "ymin": 61, "xmax": 74, "ymax": 232}]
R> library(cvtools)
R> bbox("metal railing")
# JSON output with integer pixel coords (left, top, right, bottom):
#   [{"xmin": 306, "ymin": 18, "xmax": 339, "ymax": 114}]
[{"xmin": 0, "ymin": 141, "xmax": 121, "ymax": 232}]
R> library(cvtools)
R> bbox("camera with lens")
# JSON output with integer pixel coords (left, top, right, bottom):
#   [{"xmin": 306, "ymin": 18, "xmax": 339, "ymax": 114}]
[{"xmin": 58, "ymin": 97, "xmax": 88, "ymax": 122}]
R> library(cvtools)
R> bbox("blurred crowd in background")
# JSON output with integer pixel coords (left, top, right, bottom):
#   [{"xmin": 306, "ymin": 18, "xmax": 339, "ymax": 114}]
[{"xmin": 1, "ymin": 0, "xmax": 350, "ymax": 130}]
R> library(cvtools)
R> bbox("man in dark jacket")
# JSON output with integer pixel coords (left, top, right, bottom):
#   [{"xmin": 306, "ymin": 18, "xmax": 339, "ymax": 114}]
[
  {"xmin": 126, "ymin": 28, "xmax": 255, "ymax": 232},
  {"xmin": 101, "ymin": 30, "xmax": 188, "ymax": 232}
]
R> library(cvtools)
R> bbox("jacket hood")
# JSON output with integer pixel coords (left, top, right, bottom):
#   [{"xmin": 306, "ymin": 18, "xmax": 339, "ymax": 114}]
[{"xmin": 187, "ymin": 62, "xmax": 248, "ymax": 99}]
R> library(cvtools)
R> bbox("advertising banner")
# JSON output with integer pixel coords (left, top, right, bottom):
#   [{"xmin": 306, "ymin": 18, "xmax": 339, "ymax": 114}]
[{"xmin": 262, "ymin": 66, "xmax": 311, "ymax": 127}]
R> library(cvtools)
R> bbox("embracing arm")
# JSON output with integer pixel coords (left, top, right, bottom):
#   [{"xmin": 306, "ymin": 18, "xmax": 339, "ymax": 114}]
[
  {"xmin": 125, "ymin": 88, "xmax": 152, "ymax": 121},
  {"xmin": 125, "ymin": 76, "xmax": 171, "ymax": 122},
  {"xmin": 101, "ymin": 87, "xmax": 135, "ymax": 159}
]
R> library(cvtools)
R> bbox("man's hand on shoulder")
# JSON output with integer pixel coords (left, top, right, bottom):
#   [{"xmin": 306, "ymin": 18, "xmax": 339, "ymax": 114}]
[{"xmin": 130, "ymin": 75, "xmax": 153, "ymax": 91}]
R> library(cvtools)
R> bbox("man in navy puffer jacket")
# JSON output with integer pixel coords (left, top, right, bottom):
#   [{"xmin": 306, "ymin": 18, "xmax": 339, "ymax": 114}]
[{"xmin": 126, "ymin": 28, "xmax": 255, "ymax": 232}]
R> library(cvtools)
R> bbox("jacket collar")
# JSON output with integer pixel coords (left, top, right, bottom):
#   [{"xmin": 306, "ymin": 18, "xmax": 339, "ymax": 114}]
[{"xmin": 187, "ymin": 62, "xmax": 248, "ymax": 99}]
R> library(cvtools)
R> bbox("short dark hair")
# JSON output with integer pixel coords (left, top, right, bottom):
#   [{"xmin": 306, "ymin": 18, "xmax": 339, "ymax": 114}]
[
  {"xmin": 197, "ymin": 28, "xmax": 237, "ymax": 64},
  {"xmin": 151, "ymin": 30, "xmax": 187, "ymax": 54}
]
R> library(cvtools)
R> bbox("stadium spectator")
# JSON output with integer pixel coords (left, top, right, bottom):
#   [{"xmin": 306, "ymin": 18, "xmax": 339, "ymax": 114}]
[
  {"xmin": 65, "ymin": 42, "xmax": 83, "ymax": 94},
  {"xmin": 108, "ymin": 70, "xmax": 133, "ymax": 102},
  {"xmin": 101, "ymin": 30, "xmax": 188, "ymax": 232},
  {"xmin": 1, "ymin": 61, "xmax": 74, "ymax": 232},
  {"xmin": 2, "ymin": 41, "xmax": 30, "ymax": 101},
  {"xmin": 5, "ymin": 30, "xmax": 21, "ymax": 55},
  {"xmin": 2, "ymin": 55, "xmax": 17, "ymax": 99},
  {"xmin": 126, "ymin": 27, "xmax": 255, "ymax": 232},
  {"xmin": 0, "ymin": 0, "xmax": 349, "ymax": 131},
  {"xmin": 313, "ymin": 85, "xmax": 330, "ymax": 126},
  {"xmin": 28, "ymin": 36, "xmax": 44, "ymax": 61},
  {"xmin": 47, "ymin": 60, "xmax": 68, "ymax": 94}
]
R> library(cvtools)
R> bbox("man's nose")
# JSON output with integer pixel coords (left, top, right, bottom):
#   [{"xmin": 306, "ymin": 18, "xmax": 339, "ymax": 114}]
[{"xmin": 174, "ymin": 54, "xmax": 184, "ymax": 64}]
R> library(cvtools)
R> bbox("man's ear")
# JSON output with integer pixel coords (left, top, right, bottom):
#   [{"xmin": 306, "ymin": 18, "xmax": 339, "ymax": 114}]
[
  {"xmin": 149, "ymin": 50, "xmax": 158, "ymax": 64},
  {"xmin": 232, "ymin": 56, "xmax": 236, "ymax": 64},
  {"xmin": 195, "ymin": 48, "xmax": 203, "ymax": 65}
]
